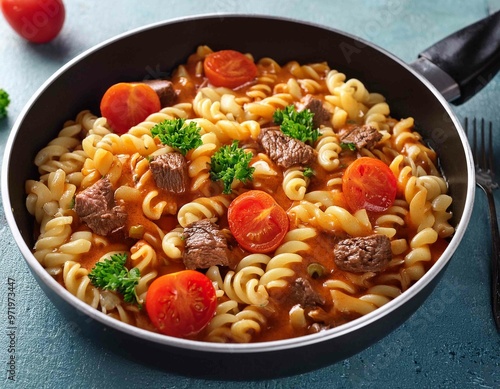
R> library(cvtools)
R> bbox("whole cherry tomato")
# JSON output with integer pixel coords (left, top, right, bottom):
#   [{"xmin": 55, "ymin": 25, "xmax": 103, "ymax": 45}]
[{"xmin": 1, "ymin": 0, "xmax": 65, "ymax": 43}]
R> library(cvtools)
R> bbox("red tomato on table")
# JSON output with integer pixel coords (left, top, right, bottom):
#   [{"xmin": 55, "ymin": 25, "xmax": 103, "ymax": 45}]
[
  {"xmin": 228, "ymin": 190, "xmax": 289, "ymax": 253},
  {"xmin": 203, "ymin": 50, "xmax": 258, "ymax": 88},
  {"xmin": 100, "ymin": 82, "xmax": 161, "ymax": 134},
  {"xmin": 1, "ymin": 0, "xmax": 65, "ymax": 43},
  {"xmin": 146, "ymin": 270, "xmax": 217, "ymax": 338},
  {"xmin": 342, "ymin": 157, "xmax": 397, "ymax": 213}
]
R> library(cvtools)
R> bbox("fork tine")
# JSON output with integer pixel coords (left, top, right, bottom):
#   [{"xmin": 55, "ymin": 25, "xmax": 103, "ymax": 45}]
[
  {"xmin": 488, "ymin": 120, "xmax": 495, "ymax": 178},
  {"xmin": 465, "ymin": 117, "xmax": 472, "ymax": 153},
  {"xmin": 472, "ymin": 117, "xmax": 478, "ymax": 166},
  {"xmin": 481, "ymin": 118, "xmax": 487, "ymax": 171},
  {"xmin": 465, "ymin": 117, "xmax": 476, "ymax": 164}
]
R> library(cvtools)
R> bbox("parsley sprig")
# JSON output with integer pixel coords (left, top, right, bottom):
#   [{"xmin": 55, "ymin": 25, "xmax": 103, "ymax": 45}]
[
  {"xmin": 210, "ymin": 140, "xmax": 255, "ymax": 194},
  {"xmin": 273, "ymin": 105, "xmax": 320, "ymax": 145},
  {"xmin": 88, "ymin": 253, "xmax": 141, "ymax": 305},
  {"xmin": 0, "ymin": 89, "xmax": 10, "ymax": 119},
  {"xmin": 151, "ymin": 118, "xmax": 203, "ymax": 155}
]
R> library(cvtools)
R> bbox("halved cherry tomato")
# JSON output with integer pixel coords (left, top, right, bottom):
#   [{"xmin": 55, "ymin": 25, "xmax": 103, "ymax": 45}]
[
  {"xmin": 146, "ymin": 270, "xmax": 217, "ymax": 338},
  {"xmin": 1, "ymin": 0, "xmax": 65, "ymax": 43},
  {"xmin": 100, "ymin": 82, "xmax": 161, "ymax": 134},
  {"xmin": 342, "ymin": 157, "xmax": 397, "ymax": 213},
  {"xmin": 228, "ymin": 190, "xmax": 289, "ymax": 253},
  {"xmin": 203, "ymin": 50, "xmax": 258, "ymax": 89}
]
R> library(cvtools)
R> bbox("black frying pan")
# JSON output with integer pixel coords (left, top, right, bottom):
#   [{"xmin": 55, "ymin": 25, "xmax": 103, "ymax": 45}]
[{"xmin": 2, "ymin": 13, "xmax": 499, "ymax": 379}]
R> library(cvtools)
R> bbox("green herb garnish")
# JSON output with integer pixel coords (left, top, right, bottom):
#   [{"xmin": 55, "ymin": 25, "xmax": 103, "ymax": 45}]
[
  {"xmin": 88, "ymin": 253, "xmax": 141, "ymax": 305},
  {"xmin": 340, "ymin": 142, "xmax": 357, "ymax": 151},
  {"xmin": 210, "ymin": 140, "xmax": 255, "ymax": 194},
  {"xmin": 273, "ymin": 105, "xmax": 320, "ymax": 145},
  {"xmin": 303, "ymin": 167, "xmax": 315, "ymax": 178},
  {"xmin": 0, "ymin": 89, "xmax": 10, "ymax": 119},
  {"xmin": 150, "ymin": 118, "xmax": 203, "ymax": 155}
]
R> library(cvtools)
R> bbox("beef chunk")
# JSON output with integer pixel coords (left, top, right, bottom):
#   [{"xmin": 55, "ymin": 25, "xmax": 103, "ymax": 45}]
[
  {"xmin": 298, "ymin": 95, "xmax": 331, "ymax": 128},
  {"xmin": 340, "ymin": 124, "xmax": 382, "ymax": 150},
  {"xmin": 182, "ymin": 219, "xmax": 229, "ymax": 270},
  {"xmin": 289, "ymin": 278, "xmax": 325, "ymax": 307},
  {"xmin": 334, "ymin": 234, "xmax": 392, "ymax": 273},
  {"xmin": 74, "ymin": 177, "xmax": 127, "ymax": 236},
  {"xmin": 150, "ymin": 152, "xmax": 188, "ymax": 193},
  {"xmin": 142, "ymin": 79, "xmax": 177, "ymax": 107},
  {"xmin": 258, "ymin": 127, "xmax": 315, "ymax": 169}
]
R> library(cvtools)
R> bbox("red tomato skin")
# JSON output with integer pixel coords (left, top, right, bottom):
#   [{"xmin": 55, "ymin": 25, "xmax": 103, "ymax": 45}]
[
  {"xmin": 145, "ymin": 271, "xmax": 217, "ymax": 338},
  {"xmin": 100, "ymin": 83, "xmax": 161, "ymax": 134},
  {"xmin": 228, "ymin": 190, "xmax": 289, "ymax": 253},
  {"xmin": 342, "ymin": 157, "xmax": 397, "ymax": 213},
  {"xmin": 1, "ymin": 0, "xmax": 65, "ymax": 43},
  {"xmin": 204, "ymin": 50, "xmax": 258, "ymax": 89}
]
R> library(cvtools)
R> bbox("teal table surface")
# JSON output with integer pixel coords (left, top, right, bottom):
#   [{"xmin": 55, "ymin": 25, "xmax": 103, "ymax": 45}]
[{"xmin": 1, "ymin": 1, "xmax": 500, "ymax": 388}]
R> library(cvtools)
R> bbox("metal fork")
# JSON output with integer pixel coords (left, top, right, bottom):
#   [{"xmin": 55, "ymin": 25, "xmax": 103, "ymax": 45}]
[{"xmin": 465, "ymin": 117, "xmax": 500, "ymax": 331}]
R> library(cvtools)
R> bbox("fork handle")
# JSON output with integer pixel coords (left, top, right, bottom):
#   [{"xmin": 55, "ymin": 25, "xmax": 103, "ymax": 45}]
[
  {"xmin": 485, "ymin": 190, "xmax": 500, "ymax": 330},
  {"xmin": 418, "ymin": 10, "xmax": 500, "ymax": 104}
]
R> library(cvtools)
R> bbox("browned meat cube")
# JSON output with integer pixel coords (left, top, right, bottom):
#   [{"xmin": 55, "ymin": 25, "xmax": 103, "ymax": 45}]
[
  {"xmin": 298, "ymin": 95, "xmax": 332, "ymax": 128},
  {"xmin": 258, "ymin": 127, "xmax": 315, "ymax": 169},
  {"xmin": 142, "ymin": 79, "xmax": 177, "ymax": 107},
  {"xmin": 74, "ymin": 177, "xmax": 127, "ymax": 236},
  {"xmin": 150, "ymin": 152, "xmax": 188, "ymax": 193},
  {"xmin": 182, "ymin": 219, "xmax": 229, "ymax": 270},
  {"xmin": 340, "ymin": 124, "xmax": 382, "ymax": 150},
  {"xmin": 334, "ymin": 234, "xmax": 392, "ymax": 273},
  {"xmin": 289, "ymin": 278, "xmax": 326, "ymax": 307}
]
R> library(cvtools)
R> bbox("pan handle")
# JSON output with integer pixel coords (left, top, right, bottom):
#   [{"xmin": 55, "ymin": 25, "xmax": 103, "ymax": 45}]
[{"xmin": 410, "ymin": 10, "xmax": 500, "ymax": 105}]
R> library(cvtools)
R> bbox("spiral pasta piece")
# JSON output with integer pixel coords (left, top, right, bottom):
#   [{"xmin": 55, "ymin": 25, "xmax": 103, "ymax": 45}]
[
  {"xmin": 315, "ymin": 126, "xmax": 342, "ymax": 171},
  {"xmin": 275, "ymin": 227, "xmax": 317, "ymax": 255},
  {"xmin": 177, "ymin": 195, "xmax": 231, "ymax": 227},
  {"xmin": 282, "ymin": 167, "xmax": 309, "ymax": 201},
  {"xmin": 130, "ymin": 241, "xmax": 159, "ymax": 303},
  {"xmin": 244, "ymin": 93, "xmax": 294, "ymax": 123},
  {"xmin": 161, "ymin": 227, "xmax": 185, "ymax": 260},
  {"xmin": 63, "ymin": 261, "xmax": 100, "ymax": 309},
  {"xmin": 259, "ymin": 253, "xmax": 303, "ymax": 289},
  {"xmin": 290, "ymin": 201, "xmax": 372, "ymax": 236}
]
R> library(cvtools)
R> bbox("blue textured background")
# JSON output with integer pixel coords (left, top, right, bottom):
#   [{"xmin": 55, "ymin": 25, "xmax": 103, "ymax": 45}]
[{"xmin": 1, "ymin": 1, "xmax": 500, "ymax": 388}]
